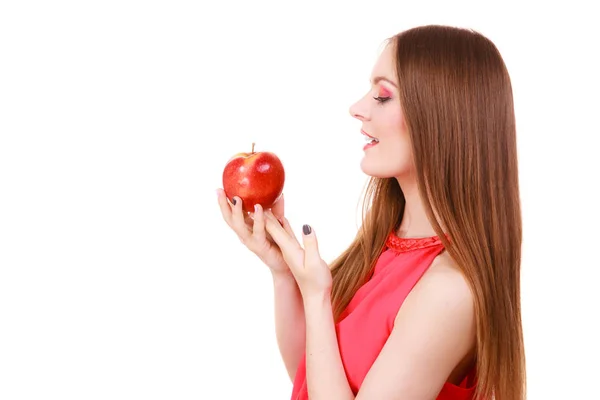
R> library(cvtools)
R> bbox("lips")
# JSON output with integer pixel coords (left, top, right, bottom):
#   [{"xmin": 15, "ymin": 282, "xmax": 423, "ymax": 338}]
[{"xmin": 362, "ymin": 130, "xmax": 379, "ymax": 145}]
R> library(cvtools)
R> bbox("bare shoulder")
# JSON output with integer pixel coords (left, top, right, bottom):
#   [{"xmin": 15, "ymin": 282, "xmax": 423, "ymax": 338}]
[
  {"xmin": 393, "ymin": 249, "xmax": 477, "ymax": 368},
  {"xmin": 355, "ymin": 251, "xmax": 477, "ymax": 398},
  {"xmin": 399, "ymin": 250, "xmax": 475, "ymax": 322},
  {"xmin": 393, "ymin": 250, "xmax": 476, "ymax": 370}
]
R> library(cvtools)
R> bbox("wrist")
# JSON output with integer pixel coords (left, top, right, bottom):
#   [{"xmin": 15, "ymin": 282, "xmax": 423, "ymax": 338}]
[
  {"xmin": 271, "ymin": 268, "xmax": 295, "ymax": 283},
  {"xmin": 302, "ymin": 289, "xmax": 332, "ymax": 310}
]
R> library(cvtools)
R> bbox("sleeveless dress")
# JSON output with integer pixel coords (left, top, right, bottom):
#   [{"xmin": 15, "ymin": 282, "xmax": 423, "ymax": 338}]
[{"xmin": 290, "ymin": 231, "xmax": 477, "ymax": 400}]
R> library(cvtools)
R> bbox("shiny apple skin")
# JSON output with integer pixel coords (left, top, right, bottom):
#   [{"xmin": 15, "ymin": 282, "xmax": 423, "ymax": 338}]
[{"xmin": 222, "ymin": 151, "xmax": 285, "ymax": 213}]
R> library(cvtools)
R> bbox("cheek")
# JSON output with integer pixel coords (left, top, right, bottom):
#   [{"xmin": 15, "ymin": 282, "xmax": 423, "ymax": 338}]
[
  {"xmin": 384, "ymin": 109, "xmax": 413, "ymax": 172},
  {"xmin": 389, "ymin": 107, "xmax": 407, "ymax": 132},
  {"xmin": 374, "ymin": 103, "xmax": 406, "ymax": 134}
]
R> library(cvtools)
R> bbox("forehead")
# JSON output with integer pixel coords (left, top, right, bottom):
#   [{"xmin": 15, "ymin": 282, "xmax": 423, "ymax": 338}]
[{"xmin": 371, "ymin": 44, "xmax": 396, "ymax": 82}]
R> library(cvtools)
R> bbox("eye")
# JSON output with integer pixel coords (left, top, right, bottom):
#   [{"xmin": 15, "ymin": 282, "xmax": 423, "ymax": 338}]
[
  {"xmin": 373, "ymin": 86, "xmax": 393, "ymax": 104},
  {"xmin": 373, "ymin": 96, "xmax": 391, "ymax": 104}
]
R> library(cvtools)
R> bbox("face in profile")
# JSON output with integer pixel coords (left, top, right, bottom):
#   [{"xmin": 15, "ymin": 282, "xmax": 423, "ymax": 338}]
[{"xmin": 349, "ymin": 43, "xmax": 414, "ymax": 180}]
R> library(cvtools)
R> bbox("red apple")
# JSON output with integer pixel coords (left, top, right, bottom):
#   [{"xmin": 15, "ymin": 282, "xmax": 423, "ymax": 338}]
[{"xmin": 222, "ymin": 143, "xmax": 285, "ymax": 213}]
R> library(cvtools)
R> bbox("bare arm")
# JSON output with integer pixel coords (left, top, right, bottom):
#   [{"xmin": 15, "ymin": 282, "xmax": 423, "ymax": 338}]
[
  {"xmin": 272, "ymin": 269, "xmax": 306, "ymax": 382},
  {"xmin": 301, "ymin": 255, "xmax": 476, "ymax": 399},
  {"xmin": 304, "ymin": 293, "xmax": 355, "ymax": 400},
  {"xmin": 260, "ymin": 209, "xmax": 477, "ymax": 399},
  {"xmin": 216, "ymin": 191, "xmax": 306, "ymax": 381},
  {"xmin": 355, "ymin": 257, "xmax": 476, "ymax": 399}
]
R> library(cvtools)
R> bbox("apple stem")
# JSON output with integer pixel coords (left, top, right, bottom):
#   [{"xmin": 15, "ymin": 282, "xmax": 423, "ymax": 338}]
[{"xmin": 251, "ymin": 142, "xmax": 255, "ymax": 153}]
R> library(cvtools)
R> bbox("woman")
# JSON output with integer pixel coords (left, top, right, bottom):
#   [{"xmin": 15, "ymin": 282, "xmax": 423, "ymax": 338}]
[{"xmin": 217, "ymin": 24, "xmax": 526, "ymax": 400}]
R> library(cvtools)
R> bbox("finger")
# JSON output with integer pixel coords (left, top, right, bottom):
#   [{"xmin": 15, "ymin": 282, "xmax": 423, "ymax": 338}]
[
  {"xmin": 250, "ymin": 208, "xmax": 276, "ymax": 242},
  {"xmin": 281, "ymin": 217, "xmax": 300, "ymax": 248},
  {"xmin": 271, "ymin": 193, "xmax": 285, "ymax": 221},
  {"xmin": 244, "ymin": 213, "xmax": 254, "ymax": 227},
  {"xmin": 216, "ymin": 188, "xmax": 233, "ymax": 227},
  {"xmin": 252, "ymin": 204, "xmax": 266, "ymax": 242},
  {"xmin": 231, "ymin": 196, "xmax": 252, "ymax": 241},
  {"xmin": 301, "ymin": 224, "xmax": 322, "ymax": 267},
  {"xmin": 264, "ymin": 210, "xmax": 296, "ymax": 251}
]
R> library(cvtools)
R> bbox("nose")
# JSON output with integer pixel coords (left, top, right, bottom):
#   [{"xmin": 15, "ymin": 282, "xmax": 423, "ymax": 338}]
[{"xmin": 349, "ymin": 95, "xmax": 369, "ymax": 121}]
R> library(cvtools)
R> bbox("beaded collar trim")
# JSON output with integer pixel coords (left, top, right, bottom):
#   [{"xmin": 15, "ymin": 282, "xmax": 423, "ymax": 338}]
[{"xmin": 385, "ymin": 232, "xmax": 444, "ymax": 253}]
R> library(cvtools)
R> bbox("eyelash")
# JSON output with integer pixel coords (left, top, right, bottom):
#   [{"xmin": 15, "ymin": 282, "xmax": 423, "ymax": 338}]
[{"xmin": 373, "ymin": 96, "xmax": 391, "ymax": 104}]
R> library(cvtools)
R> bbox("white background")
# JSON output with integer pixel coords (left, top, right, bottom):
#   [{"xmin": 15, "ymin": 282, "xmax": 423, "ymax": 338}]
[{"xmin": 1, "ymin": 1, "xmax": 599, "ymax": 399}]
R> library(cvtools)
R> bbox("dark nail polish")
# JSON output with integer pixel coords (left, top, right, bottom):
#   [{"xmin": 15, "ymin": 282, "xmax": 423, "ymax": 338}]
[
  {"xmin": 232, "ymin": 198, "xmax": 237, "ymax": 205},
  {"xmin": 303, "ymin": 224, "xmax": 311, "ymax": 235}
]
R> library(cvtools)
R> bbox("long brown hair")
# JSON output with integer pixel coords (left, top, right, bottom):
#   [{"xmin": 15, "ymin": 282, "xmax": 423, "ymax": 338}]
[{"xmin": 329, "ymin": 25, "xmax": 526, "ymax": 400}]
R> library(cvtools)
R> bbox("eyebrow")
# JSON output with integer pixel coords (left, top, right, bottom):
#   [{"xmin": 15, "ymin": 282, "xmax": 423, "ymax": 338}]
[{"xmin": 371, "ymin": 76, "xmax": 398, "ymax": 88}]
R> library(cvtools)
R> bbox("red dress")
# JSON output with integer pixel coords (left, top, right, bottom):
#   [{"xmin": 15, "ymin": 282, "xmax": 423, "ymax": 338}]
[{"xmin": 290, "ymin": 231, "xmax": 476, "ymax": 399}]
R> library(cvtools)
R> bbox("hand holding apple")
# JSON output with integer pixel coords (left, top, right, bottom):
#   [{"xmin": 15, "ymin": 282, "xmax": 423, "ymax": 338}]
[
  {"xmin": 222, "ymin": 143, "xmax": 285, "ymax": 213},
  {"xmin": 217, "ymin": 143, "xmax": 289, "ymax": 274},
  {"xmin": 216, "ymin": 188, "xmax": 291, "ymax": 275}
]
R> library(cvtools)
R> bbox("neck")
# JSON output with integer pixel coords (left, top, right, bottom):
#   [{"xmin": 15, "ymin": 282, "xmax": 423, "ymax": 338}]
[{"xmin": 396, "ymin": 176, "xmax": 437, "ymax": 238}]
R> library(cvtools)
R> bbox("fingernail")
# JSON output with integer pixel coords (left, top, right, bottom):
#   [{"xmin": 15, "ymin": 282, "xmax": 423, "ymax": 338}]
[
  {"xmin": 302, "ymin": 224, "xmax": 312, "ymax": 235},
  {"xmin": 232, "ymin": 198, "xmax": 237, "ymax": 205},
  {"xmin": 254, "ymin": 204, "xmax": 259, "ymax": 212}
]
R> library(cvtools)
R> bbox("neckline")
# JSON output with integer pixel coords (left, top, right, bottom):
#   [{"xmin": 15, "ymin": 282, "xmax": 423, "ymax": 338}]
[{"xmin": 385, "ymin": 231, "xmax": 444, "ymax": 253}]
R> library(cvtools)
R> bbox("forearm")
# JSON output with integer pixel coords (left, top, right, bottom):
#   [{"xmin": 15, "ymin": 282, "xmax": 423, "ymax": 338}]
[
  {"xmin": 304, "ymin": 293, "xmax": 355, "ymax": 400},
  {"xmin": 272, "ymin": 270, "xmax": 306, "ymax": 381}
]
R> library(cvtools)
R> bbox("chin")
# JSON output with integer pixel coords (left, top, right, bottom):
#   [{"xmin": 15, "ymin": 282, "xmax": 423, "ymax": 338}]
[
  {"xmin": 360, "ymin": 157, "xmax": 411, "ymax": 179},
  {"xmin": 360, "ymin": 158, "xmax": 392, "ymax": 178}
]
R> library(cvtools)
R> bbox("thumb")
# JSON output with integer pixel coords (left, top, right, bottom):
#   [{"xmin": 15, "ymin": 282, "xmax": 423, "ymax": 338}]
[{"xmin": 302, "ymin": 224, "xmax": 321, "ymax": 266}]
